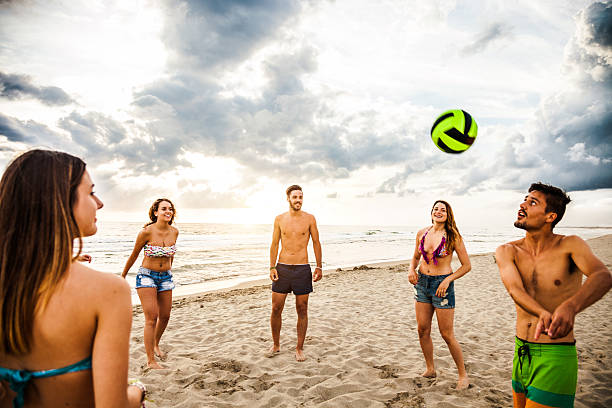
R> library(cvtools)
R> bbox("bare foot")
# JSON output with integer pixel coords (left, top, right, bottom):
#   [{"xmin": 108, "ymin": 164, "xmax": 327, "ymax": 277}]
[
  {"xmin": 147, "ymin": 361, "xmax": 163, "ymax": 369},
  {"xmin": 266, "ymin": 345, "xmax": 281, "ymax": 358},
  {"xmin": 295, "ymin": 349, "xmax": 306, "ymax": 362},
  {"xmin": 154, "ymin": 345, "xmax": 166, "ymax": 360},
  {"xmin": 456, "ymin": 375, "xmax": 470, "ymax": 390},
  {"xmin": 421, "ymin": 369, "xmax": 437, "ymax": 378}
]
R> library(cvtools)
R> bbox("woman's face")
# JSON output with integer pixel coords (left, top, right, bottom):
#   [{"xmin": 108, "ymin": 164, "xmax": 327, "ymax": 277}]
[
  {"xmin": 73, "ymin": 170, "xmax": 103, "ymax": 237},
  {"xmin": 155, "ymin": 200, "xmax": 174, "ymax": 223},
  {"xmin": 431, "ymin": 202, "xmax": 448, "ymax": 223}
]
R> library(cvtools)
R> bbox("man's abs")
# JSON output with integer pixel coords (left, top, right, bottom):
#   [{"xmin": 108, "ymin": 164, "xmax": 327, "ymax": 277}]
[{"xmin": 278, "ymin": 247, "xmax": 309, "ymax": 265}]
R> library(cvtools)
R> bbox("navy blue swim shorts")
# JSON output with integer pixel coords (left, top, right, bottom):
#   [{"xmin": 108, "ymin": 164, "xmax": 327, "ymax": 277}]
[{"xmin": 272, "ymin": 263, "xmax": 313, "ymax": 295}]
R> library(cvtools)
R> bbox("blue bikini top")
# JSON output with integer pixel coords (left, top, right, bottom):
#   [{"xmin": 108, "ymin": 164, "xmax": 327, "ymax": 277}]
[{"xmin": 0, "ymin": 355, "xmax": 92, "ymax": 408}]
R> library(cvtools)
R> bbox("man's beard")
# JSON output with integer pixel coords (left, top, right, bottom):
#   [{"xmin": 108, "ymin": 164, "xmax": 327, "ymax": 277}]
[
  {"xmin": 514, "ymin": 220, "xmax": 527, "ymax": 230},
  {"xmin": 291, "ymin": 203, "xmax": 301, "ymax": 211}
]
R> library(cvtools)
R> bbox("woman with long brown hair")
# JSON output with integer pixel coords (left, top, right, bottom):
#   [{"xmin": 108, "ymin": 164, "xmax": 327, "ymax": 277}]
[
  {"xmin": 407, "ymin": 200, "xmax": 471, "ymax": 390},
  {"xmin": 122, "ymin": 198, "xmax": 178, "ymax": 369},
  {"xmin": 0, "ymin": 149, "xmax": 145, "ymax": 407}
]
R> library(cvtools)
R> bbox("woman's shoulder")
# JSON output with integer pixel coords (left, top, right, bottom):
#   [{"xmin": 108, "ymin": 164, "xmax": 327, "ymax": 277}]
[
  {"xmin": 69, "ymin": 263, "xmax": 131, "ymax": 299},
  {"xmin": 417, "ymin": 226, "xmax": 431, "ymax": 236}
]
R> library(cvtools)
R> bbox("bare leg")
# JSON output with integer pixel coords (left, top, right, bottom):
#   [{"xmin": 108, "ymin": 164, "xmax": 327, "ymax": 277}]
[
  {"xmin": 415, "ymin": 301, "xmax": 436, "ymax": 377},
  {"xmin": 154, "ymin": 290, "xmax": 172, "ymax": 359},
  {"xmin": 295, "ymin": 294, "xmax": 309, "ymax": 362},
  {"xmin": 270, "ymin": 292, "xmax": 287, "ymax": 353},
  {"xmin": 137, "ymin": 287, "xmax": 163, "ymax": 369},
  {"xmin": 436, "ymin": 308, "xmax": 469, "ymax": 389}
]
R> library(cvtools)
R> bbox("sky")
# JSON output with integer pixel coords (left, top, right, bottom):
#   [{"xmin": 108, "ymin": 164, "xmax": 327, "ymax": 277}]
[{"xmin": 0, "ymin": 0, "xmax": 611, "ymax": 227}]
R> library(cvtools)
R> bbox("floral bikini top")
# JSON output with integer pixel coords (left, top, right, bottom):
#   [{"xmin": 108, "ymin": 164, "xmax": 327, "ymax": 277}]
[
  {"xmin": 144, "ymin": 243, "xmax": 177, "ymax": 257},
  {"xmin": 419, "ymin": 227, "xmax": 449, "ymax": 265}
]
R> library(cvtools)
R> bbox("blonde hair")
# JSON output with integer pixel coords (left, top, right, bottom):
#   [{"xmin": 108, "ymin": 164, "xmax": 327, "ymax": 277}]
[{"xmin": 0, "ymin": 150, "xmax": 85, "ymax": 355}]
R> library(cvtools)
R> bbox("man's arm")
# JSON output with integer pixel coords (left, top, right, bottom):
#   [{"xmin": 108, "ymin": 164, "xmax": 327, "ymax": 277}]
[
  {"xmin": 310, "ymin": 216, "xmax": 323, "ymax": 282},
  {"xmin": 269, "ymin": 216, "xmax": 281, "ymax": 281},
  {"xmin": 496, "ymin": 244, "xmax": 552, "ymax": 339},
  {"xmin": 547, "ymin": 236, "xmax": 612, "ymax": 338}
]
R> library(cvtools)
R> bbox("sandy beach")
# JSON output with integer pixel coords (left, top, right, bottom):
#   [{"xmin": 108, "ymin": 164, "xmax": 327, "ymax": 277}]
[{"xmin": 128, "ymin": 235, "xmax": 612, "ymax": 407}]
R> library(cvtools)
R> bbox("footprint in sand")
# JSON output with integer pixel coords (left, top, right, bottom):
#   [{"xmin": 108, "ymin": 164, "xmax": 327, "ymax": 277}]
[
  {"xmin": 374, "ymin": 364, "xmax": 400, "ymax": 379},
  {"xmin": 385, "ymin": 392, "xmax": 426, "ymax": 408}
]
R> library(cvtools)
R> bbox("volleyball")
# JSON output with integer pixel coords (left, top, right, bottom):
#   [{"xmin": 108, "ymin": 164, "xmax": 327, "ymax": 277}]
[{"xmin": 430, "ymin": 109, "xmax": 478, "ymax": 154}]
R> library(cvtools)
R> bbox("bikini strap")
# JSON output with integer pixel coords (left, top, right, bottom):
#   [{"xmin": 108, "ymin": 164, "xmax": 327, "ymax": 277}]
[
  {"xmin": 0, "ymin": 356, "xmax": 92, "ymax": 408},
  {"xmin": 419, "ymin": 227, "xmax": 433, "ymax": 264}
]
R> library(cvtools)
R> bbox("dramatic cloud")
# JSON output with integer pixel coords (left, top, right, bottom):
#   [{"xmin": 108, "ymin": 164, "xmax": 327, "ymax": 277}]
[
  {"xmin": 161, "ymin": 0, "xmax": 303, "ymax": 71},
  {"xmin": 0, "ymin": 0, "xmax": 610, "ymax": 224},
  {"xmin": 461, "ymin": 22, "xmax": 513, "ymax": 55},
  {"xmin": 377, "ymin": 1, "xmax": 612, "ymax": 195},
  {"xmin": 0, "ymin": 72, "xmax": 74, "ymax": 106},
  {"xmin": 0, "ymin": 112, "xmax": 71, "ymax": 148},
  {"xmin": 504, "ymin": 1, "xmax": 612, "ymax": 190}
]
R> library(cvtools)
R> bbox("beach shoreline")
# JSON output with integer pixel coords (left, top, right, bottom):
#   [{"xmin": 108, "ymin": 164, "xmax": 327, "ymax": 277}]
[{"xmin": 128, "ymin": 235, "xmax": 612, "ymax": 407}]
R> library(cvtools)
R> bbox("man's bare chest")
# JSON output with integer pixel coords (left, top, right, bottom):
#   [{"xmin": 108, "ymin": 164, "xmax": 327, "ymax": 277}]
[{"xmin": 515, "ymin": 251, "xmax": 579, "ymax": 293}]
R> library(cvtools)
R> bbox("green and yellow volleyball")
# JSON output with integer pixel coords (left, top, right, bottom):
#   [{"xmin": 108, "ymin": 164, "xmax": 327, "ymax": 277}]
[{"xmin": 430, "ymin": 109, "xmax": 478, "ymax": 154}]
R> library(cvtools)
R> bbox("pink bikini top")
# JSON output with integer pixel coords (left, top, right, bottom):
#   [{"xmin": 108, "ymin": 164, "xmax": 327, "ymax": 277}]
[{"xmin": 419, "ymin": 227, "xmax": 449, "ymax": 265}]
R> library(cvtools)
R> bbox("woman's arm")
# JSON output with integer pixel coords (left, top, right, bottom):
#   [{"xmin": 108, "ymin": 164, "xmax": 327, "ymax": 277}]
[
  {"xmin": 170, "ymin": 228, "xmax": 179, "ymax": 268},
  {"xmin": 408, "ymin": 230, "xmax": 422, "ymax": 285},
  {"xmin": 435, "ymin": 237, "xmax": 471, "ymax": 297},
  {"xmin": 91, "ymin": 274, "xmax": 144, "ymax": 408},
  {"xmin": 448, "ymin": 236, "xmax": 471, "ymax": 281},
  {"xmin": 121, "ymin": 229, "xmax": 149, "ymax": 278}
]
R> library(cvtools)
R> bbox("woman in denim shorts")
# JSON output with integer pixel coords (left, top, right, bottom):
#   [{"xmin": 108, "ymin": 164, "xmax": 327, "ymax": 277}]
[
  {"xmin": 122, "ymin": 198, "xmax": 179, "ymax": 369},
  {"xmin": 407, "ymin": 200, "xmax": 471, "ymax": 390}
]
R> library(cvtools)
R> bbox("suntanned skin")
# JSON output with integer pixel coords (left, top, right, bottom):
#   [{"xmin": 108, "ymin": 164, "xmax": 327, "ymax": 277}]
[
  {"xmin": 497, "ymin": 191, "xmax": 612, "ymax": 344},
  {"xmin": 269, "ymin": 189, "xmax": 322, "ymax": 362},
  {"xmin": 0, "ymin": 171, "xmax": 143, "ymax": 407},
  {"xmin": 122, "ymin": 201, "xmax": 179, "ymax": 369},
  {"xmin": 407, "ymin": 202, "xmax": 471, "ymax": 390}
]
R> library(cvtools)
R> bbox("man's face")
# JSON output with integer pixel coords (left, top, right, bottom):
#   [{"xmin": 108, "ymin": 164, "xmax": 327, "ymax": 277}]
[
  {"xmin": 514, "ymin": 190, "xmax": 554, "ymax": 231},
  {"xmin": 287, "ymin": 190, "xmax": 303, "ymax": 211}
]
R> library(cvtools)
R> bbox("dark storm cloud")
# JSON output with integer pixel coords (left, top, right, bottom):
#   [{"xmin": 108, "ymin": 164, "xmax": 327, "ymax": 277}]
[
  {"xmin": 461, "ymin": 22, "xmax": 512, "ymax": 55},
  {"xmin": 0, "ymin": 72, "xmax": 74, "ymax": 106},
  {"xmin": 582, "ymin": 1, "xmax": 612, "ymax": 48}
]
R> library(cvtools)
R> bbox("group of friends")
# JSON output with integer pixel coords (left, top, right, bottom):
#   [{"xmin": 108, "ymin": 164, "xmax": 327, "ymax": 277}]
[{"xmin": 0, "ymin": 149, "xmax": 610, "ymax": 408}]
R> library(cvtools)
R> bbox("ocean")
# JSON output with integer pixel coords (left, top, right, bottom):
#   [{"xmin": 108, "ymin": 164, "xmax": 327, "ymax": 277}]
[{"xmin": 81, "ymin": 222, "xmax": 612, "ymax": 298}]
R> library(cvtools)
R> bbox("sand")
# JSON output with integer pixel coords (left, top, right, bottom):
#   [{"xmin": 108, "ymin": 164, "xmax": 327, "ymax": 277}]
[{"xmin": 128, "ymin": 235, "xmax": 612, "ymax": 407}]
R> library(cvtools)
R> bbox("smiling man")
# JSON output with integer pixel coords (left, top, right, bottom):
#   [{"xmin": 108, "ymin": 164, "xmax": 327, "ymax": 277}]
[
  {"xmin": 268, "ymin": 185, "xmax": 323, "ymax": 362},
  {"xmin": 496, "ymin": 182, "xmax": 612, "ymax": 408}
]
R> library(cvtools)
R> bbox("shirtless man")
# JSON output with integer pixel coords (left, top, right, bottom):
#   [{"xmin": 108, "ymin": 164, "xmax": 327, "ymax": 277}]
[
  {"xmin": 269, "ymin": 185, "xmax": 323, "ymax": 362},
  {"xmin": 496, "ymin": 182, "xmax": 612, "ymax": 408}
]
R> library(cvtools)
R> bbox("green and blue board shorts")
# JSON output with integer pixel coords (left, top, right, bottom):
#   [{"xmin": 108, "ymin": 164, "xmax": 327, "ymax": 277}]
[{"xmin": 512, "ymin": 337, "xmax": 577, "ymax": 408}]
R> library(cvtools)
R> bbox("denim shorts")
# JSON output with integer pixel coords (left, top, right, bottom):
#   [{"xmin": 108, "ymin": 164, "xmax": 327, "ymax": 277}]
[
  {"xmin": 272, "ymin": 263, "xmax": 313, "ymax": 295},
  {"xmin": 414, "ymin": 271, "xmax": 455, "ymax": 309},
  {"xmin": 136, "ymin": 266, "xmax": 175, "ymax": 292}
]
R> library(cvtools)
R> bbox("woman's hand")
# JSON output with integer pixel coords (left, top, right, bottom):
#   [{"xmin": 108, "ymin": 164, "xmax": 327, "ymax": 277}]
[
  {"xmin": 77, "ymin": 254, "xmax": 92, "ymax": 263},
  {"xmin": 408, "ymin": 270, "xmax": 418, "ymax": 285},
  {"xmin": 435, "ymin": 277, "xmax": 452, "ymax": 297}
]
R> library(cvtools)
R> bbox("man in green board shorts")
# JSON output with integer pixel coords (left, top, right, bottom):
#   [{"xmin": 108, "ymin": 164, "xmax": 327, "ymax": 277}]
[{"xmin": 496, "ymin": 182, "xmax": 612, "ymax": 408}]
